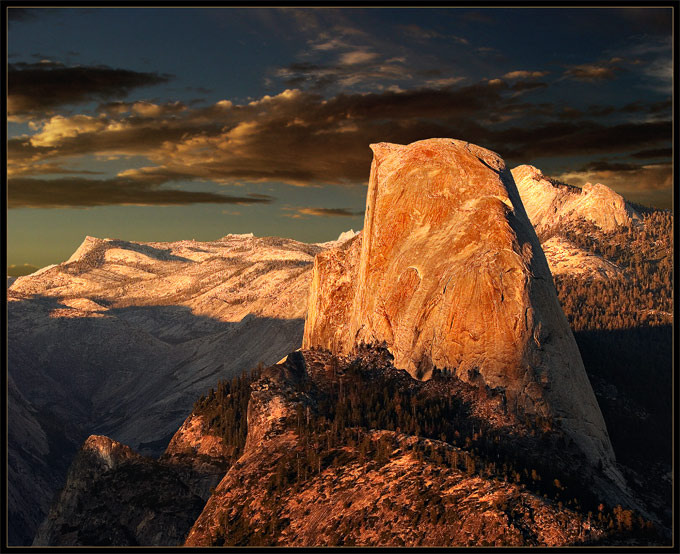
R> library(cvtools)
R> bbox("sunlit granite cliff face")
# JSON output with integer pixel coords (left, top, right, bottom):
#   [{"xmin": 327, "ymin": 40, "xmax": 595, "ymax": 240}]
[
  {"xmin": 510, "ymin": 165, "xmax": 640, "ymax": 235},
  {"xmin": 303, "ymin": 138, "xmax": 619, "ymax": 483}
]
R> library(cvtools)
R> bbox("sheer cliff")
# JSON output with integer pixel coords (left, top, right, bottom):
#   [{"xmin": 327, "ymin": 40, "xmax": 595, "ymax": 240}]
[{"xmin": 302, "ymin": 139, "xmax": 622, "ymax": 495}]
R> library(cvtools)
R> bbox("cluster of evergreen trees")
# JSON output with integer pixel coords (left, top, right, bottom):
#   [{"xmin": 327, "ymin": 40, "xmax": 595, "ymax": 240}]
[
  {"xmin": 191, "ymin": 366, "xmax": 262, "ymax": 464},
  {"xmin": 551, "ymin": 210, "xmax": 672, "ymax": 332}
]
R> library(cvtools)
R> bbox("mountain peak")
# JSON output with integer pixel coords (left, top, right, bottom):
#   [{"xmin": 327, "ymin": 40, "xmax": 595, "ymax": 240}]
[
  {"xmin": 303, "ymin": 138, "xmax": 620, "ymax": 482},
  {"xmin": 81, "ymin": 435, "xmax": 140, "ymax": 470},
  {"xmin": 511, "ymin": 165, "xmax": 640, "ymax": 234}
]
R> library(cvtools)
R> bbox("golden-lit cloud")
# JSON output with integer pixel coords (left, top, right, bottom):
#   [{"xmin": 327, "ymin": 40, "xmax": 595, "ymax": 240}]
[
  {"xmin": 563, "ymin": 63, "xmax": 618, "ymax": 81},
  {"xmin": 29, "ymin": 115, "xmax": 107, "ymax": 147},
  {"xmin": 7, "ymin": 83, "xmax": 672, "ymax": 208},
  {"xmin": 283, "ymin": 206, "xmax": 364, "ymax": 219},
  {"xmin": 339, "ymin": 50, "xmax": 379, "ymax": 65},
  {"xmin": 502, "ymin": 70, "xmax": 549, "ymax": 79}
]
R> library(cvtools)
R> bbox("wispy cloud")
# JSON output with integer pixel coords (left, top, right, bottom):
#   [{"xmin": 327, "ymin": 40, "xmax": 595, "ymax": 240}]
[
  {"xmin": 339, "ymin": 50, "xmax": 379, "ymax": 65},
  {"xmin": 563, "ymin": 63, "xmax": 619, "ymax": 81},
  {"xmin": 7, "ymin": 176, "xmax": 274, "ymax": 209},
  {"xmin": 284, "ymin": 206, "xmax": 364, "ymax": 219},
  {"xmin": 556, "ymin": 163, "xmax": 672, "ymax": 196},
  {"xmin": 398, "ymin": 24, "xmax": 469, "ymax": 45},
  {"xmin": 502, "ymin": 70, "xmax": 548, "ymax": 79},
  {"xmin": 424, "ymin": 76, "xmax": 466, "ymax": 88}
]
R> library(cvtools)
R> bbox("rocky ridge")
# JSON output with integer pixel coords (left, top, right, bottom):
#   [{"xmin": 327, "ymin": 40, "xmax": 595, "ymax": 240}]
[
  {"xmin": 7, "ymin": 231, "xmax": 352, "ymax": 545},
  {"xmin": 182, "ymin": 349, "xmax": 619, "ymax": 546}
]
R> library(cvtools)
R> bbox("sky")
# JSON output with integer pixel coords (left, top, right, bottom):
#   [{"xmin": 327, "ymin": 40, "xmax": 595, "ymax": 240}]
[{"xmin": 6, "ymin": 6, "xmax": 674, "ymax": 274}]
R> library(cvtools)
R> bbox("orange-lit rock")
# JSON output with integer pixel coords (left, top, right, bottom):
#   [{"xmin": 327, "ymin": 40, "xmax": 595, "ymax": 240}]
[{"xmin": 303, "ymin": 138, "xmax": 619, "ymax": 480}]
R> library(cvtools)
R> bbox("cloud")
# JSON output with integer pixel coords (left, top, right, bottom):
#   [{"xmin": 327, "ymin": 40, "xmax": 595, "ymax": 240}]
[
  {"xmin": 339, "ymin": 50, "xmax": 379, "ymax": 65},
  {"xmin": 284, "ymin": 207, "xmax": 364, "ymax": 219},
  {"xmin": 510, "ymin": 81, "xmax": 548, "ymax": 93},
  {"xmin": 8, "ymin": 85, "xmax": 671, "ymax": 206},
  {"xmin": 7, "ymin": 176, "xmax": 274, "ymax": 209},
  {"xmin": 398, "ymin": 24, "xmax": 469, "ymax": 45},
  {"xmin": 577, "ymin": 160, "xmax": 644, "ymax": 172},
  {"xmin": 30, "ymin": 115, "xmax": 108, "ymax": 147},
  {"xmin": 563, "ymin": 63, "xmax": 618, "ymax": 81},
  {"xmin": 502, "ymin": 70, "xmax": 548, "ymax": 79},
  {"xmin": 498, "ymin": 119, "xmax": 671, "ymax": 161},
  {"xmin": 424, "ymin": 77, "xmax": 466, "ymax": 88},
  {"xmin": 8, "ymin": 62, "xmax": 171, "ymax": 116},
  {"xmin": 556, "ymin": 163, "xmax": 672, "ymax": 197},
  {"xmin": 557, "ymin": 99, "xmax": 672, "ymax": 120},
  {"xmin": 629, "ymin": 147, "xmax": 672, "ymax": 159},
  {"xmin": 276, "ymin": 58, "xmax": 409, "ymax": 91},
  {"xmin": 7, "ymin": 162, "xmax": 105, "ymax": 178},
  {"xmin": 311, "ymin": 37, "xmax": 352, "ymax": 51}
]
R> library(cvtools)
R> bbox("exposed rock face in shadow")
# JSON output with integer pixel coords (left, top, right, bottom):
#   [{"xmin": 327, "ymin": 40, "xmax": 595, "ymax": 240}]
[
  {"xmin": 510, "ymin": 165, "xmax": 640, "ymax": 235},
  {"xmin": 8, "ymin": 232, "xmax": 348, "ymax": 545},
  {"xmin": 32, "ymin": 397, "xmax": 240, "ymax": 548},
  {"xmin": 32, "ymin": 436, "xmax": 207, "ymax": 546},
  {"xmin": 302, "ymin": 139, "xmax": 623, "ymax": 495}
]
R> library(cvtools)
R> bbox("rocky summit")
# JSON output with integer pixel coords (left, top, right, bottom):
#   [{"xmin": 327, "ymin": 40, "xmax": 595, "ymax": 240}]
[
  {"xmin": 510, "ymin": 165, "xmax": 640, "ymax": 236},
  {"xmin": 303, "ymin": 138, "xmax": 621, "ymax": 489}
]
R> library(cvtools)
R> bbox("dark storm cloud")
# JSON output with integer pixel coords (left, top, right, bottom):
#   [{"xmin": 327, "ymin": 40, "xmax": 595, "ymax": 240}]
[
  {"xmin": 629, "ymin": 148, "xmax": 672, "ymax": 159},
  {"xmin": 8, "ymin": 176, "xmax": 274, "ymax": 209},
  {"xmin": 8, "ymin": 62, "xmax": 171, "ymax": 116},
  {"xmin": 577, "ymin": 160, "xmax": 643, "ymax": 173},
  {"xmin": 557, "ymin": 99, "xmax": 672, "ymax": 120},
  {"xmin": 497, "ymin": 120, "xmax": 671, "ymax": 161}
]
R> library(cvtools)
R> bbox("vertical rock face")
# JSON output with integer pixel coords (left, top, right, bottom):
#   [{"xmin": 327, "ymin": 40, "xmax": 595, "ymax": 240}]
[
  {"xmin": 303, "ymin": 138, "xmax": 617, "ymax": 475},
  {"xmin": 32, "ymin": 433, "xmax": 214, "ymax": 546},
  {"xmin": 510, "ymin": 165, "xmax": 640, "ymax": 234}
]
